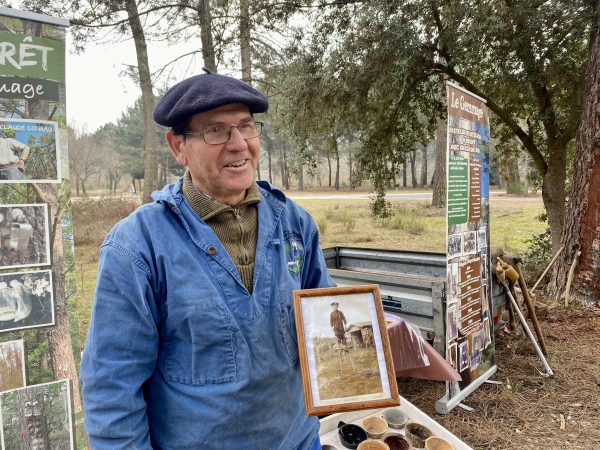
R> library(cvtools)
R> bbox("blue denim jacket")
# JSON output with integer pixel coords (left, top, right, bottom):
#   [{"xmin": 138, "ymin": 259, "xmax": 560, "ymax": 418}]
[{"xmin": 80, "ymin": 179, "xmax": 334, "ymax": 450}]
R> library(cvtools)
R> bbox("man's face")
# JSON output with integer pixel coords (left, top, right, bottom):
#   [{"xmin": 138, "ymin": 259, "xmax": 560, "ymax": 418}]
[{"xmin": 167, "ymin": 103, "xmax": 260, "ymax": 206}]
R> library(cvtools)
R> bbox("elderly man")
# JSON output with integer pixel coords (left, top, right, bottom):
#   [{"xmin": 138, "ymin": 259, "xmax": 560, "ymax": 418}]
[{"xmin": 80, "ymin": 71, "xmax": 334, "ymax": 449}]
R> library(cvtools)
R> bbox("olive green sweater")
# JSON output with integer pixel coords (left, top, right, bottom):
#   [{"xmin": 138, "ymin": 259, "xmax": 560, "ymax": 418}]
[{"xmin": 182, "ymin": 171, "xmax": 260, "ymax": 293}]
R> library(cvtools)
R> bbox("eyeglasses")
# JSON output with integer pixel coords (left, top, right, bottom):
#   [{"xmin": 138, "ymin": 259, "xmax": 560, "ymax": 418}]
[{"xmin": 185, "ymin": 121, "xmax": 263, "ymax": 145}]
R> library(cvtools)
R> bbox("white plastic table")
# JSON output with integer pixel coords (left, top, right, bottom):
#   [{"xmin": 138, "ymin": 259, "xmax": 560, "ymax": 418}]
[{"xmin": 319, "ymin": 396, "xmax": 473, "ymax": 450}]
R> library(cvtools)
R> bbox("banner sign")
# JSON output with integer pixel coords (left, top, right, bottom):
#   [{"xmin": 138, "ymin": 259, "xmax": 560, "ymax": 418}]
[
  {"xmin": 443, "ymin": 82, "xmax": 495, "ymax": 403},
  {"xmin": 0, "ymin": 31, "xmax": 65, "ymax": 81},
  {"xmin": 0, "ymin": 76, "xmax": 60, "ymax": 101},
  {"xmin": 0, "ymin": 7, "xmax": 78, "ymax": 449}
]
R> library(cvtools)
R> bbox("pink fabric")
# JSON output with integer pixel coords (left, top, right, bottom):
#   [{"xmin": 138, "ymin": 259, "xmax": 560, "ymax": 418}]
[{"xmin": 386, "ymin": 314, "xmax": 461, "ymax": 382}]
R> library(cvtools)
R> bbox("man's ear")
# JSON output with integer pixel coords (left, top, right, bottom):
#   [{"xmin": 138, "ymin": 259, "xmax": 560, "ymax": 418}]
[{"xmin": 166, "ymin": 131, "xmax": 187, "ymax": 166}]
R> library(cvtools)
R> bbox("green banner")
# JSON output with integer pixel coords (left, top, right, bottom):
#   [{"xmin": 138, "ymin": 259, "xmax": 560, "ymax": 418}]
[
  {"xmin": 0, "ymin": 76, "xmax": 59, "ymax": 101},
  {"xmin": 0, "ymin": 31, "xmax": 65, "ymax": 81},
  {"xmin": 447, "ymin": 155, "xmax": 469, "ymax": 225}
]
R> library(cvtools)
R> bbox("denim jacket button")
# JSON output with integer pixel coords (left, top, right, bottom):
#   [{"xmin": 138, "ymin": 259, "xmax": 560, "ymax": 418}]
[{"xmin": 208, "ymin": 246, "xmax": 217, "ymax": 255}]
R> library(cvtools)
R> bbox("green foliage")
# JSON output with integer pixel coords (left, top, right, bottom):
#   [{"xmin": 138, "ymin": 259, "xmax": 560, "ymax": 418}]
[
  {"xmin": 521, "ymin": 212, "xmax": 552, "ymax": 285},
  {"xmin": 0, "ymin": 184, "xmax": 28, "ymax": 204},
  {"xmin": 369, "ymin": 188, "xmax": 392, "ymax": 219}
]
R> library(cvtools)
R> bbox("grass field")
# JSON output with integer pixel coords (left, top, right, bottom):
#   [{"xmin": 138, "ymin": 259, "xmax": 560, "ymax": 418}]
[{"xmin": 293, "ymin": 192, "xmax": 545, "ymax": 255}]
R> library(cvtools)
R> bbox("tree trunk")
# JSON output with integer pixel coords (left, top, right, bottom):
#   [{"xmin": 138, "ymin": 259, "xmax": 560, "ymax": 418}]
[
  {"xmin": 326, "ymin": 152, "xmax": 332, "ymax": 187},
  {"xmin": 348, "ymin": 149, "xmax": 353, "ymax": 188},
  {"xmin": 333, "ymin": 135, "xmax": 340, "ymax": 190},
  {"xmin": 198, "ymin": 0, "xmax": 217, "ymax": 72},
  {"xmin": 125, "ymin": 0, "xmax": 158, "ymax": 204},
  {"xmin": 431, "ymin": 117, "xmax": 447, "ymax": 208},
  {"xmin": 541, "ymin": 142, "xmax": 567, "ymax": 255},
  {"xmin": 281, "ymin": 147, "xmax": 289, "ymax": 189},
  {"xmin": 298, "ymin": 164, "xmax": 304, "ymax": 190},
  {"xmin": 240, "ymin": 0, "xmax": 251, "ymax": 84},
  {"xmin": 504, "ymin": 157, "xmax": 520, "ymax": 194},
  {"xmin": 263, "ymin": 134, "xmax": 273, "ymax": 183},
  {"xmin": 549, "ymin": 0, "xmax": 600, "ymax": 306},
  {"xmin": 402, "ymin": 160, "xmax": 407, "ymax": 188},
  {"xmin": 268, "ymin": 143, "xmax": 273, "ymax": 183},
  {"xmin": 410, "ymin": 149, "xmax": 417, "ymax": 188},
  {"xmin": 420, "ymin": 145, "xmax": 428, "ymax": 187}
]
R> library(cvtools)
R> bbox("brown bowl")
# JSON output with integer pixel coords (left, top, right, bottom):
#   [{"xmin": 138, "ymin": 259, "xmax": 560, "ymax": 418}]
[
  {"xmin": 361, "ymin": 415, "xmax": 388, "ymax": 439},
  {"xmin": 405, "ymin": 422, "xmax": 433, "ymax": 449},
  {"xmin": 383, "ymin": 433, "xmax": 413, "ymax": 450}
]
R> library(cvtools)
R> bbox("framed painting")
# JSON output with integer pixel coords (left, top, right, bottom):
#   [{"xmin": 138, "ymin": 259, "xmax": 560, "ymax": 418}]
[{"xmin": 293, "ymin": 284, "xmax": 400, "ymax": 416}]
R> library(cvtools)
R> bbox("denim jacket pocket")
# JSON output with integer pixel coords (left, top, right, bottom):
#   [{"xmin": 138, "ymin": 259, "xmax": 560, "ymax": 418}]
[
  {"xmin": 278, "ymin": 289, "xmax": 299, "ymax": 366},
  {"xmin": 164, "ymin": 299, "xmax": 236, "ymax": 385}
]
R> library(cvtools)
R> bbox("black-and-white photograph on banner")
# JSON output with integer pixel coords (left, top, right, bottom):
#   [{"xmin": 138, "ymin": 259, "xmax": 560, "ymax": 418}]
[
  {"xmin": 458, "ymin": 341, "xmax": 469, "ymax": 372},
  {"xmin": 0, "ymin": 204, "xmax": 50, "ymax": 270},
  {"xmin": 0, "ymin": 119, "xmax": 60, "ymax": 183},
  {"xmin": 448, "ymin": 262, "xmax": 460, "ymax": 301},
  {"xmin": 0, "ymin": 379, "xmax": 73, "ymax": 450},
  {"xmin": 446, "ymin": 304, "xmax": 458, "ymax": 341},
  {"xmin": 477, "ymin": 228, "xmax": 487, "ymax": 251},
  {"xmin": 0, "ymin": 340, "xmax": 25, "ymax": 393},
  {"xmin": 462, "ymin": 230, "xmax": 477, "ymax": 255},
  {"xmin": 447, "ymin": 343, "xmax": 457, "ymax": 370},
  {"xmin": 0, "ymin": 270, "xmax": 54, "ymax": 333},
  {"xmin": 448, "ymin": 234, "xmax": 462, "ymax": 258}
]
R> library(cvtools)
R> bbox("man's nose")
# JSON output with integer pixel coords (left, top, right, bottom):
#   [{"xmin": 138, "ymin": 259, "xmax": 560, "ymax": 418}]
[{"xmin": 226, "ymin": 126, "xmax": 248, "ymax": 149}]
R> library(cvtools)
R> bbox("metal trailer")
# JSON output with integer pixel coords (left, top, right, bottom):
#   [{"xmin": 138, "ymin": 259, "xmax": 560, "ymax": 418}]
[{"xmin": 323, "ymin": 246, "xmax": 506, "ymax": 356}]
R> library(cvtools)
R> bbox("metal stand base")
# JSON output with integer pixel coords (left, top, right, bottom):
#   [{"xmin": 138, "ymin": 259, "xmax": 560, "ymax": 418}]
[{"xmin": 435, "ymin": 365, "xmax": 498, "ymax": 414}]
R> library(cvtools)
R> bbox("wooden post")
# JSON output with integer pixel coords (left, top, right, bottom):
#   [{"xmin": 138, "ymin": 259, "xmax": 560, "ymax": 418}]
[{"xmin": 514, "ymin": 262, "xmax": 549, "ymax": 357}]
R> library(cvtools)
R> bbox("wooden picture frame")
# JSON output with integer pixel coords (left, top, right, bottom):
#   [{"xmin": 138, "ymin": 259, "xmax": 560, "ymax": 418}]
[{"xmin": 293, "ymin": 284, "xmax": 400, "ymax": 416}]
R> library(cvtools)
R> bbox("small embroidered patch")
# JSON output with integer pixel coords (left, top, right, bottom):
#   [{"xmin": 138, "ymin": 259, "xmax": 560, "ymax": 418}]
[{"xmin": 285, "ymin": 236, "xmax": 304, "ymax": 274}]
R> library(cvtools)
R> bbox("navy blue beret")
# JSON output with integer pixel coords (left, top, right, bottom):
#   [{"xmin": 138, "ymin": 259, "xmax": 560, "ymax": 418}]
[{"xmin": 153, "ymin": 73, "xmax": 268, "ymax": 127}]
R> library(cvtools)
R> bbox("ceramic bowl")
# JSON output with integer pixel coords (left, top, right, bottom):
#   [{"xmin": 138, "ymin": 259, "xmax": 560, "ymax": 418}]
[
  {"xmin": 361, "ymin": 415, "xmax": 388, "ymax": 439},
  {"xmin": 357, "ymin": 439, "xmax": 391, "ymax": 450},
  {"xmin": 338, "ymin": 421, "xmax": 368, "ymax": 449},
  {"xmin": 404, "ymin": 422, "xmax": 433, "ymax": 449},
  {"xmin": 382, "ymin": 407, "xmax": 409, "ymax": 429},
  {"xmin": 382, "ymin": 433, "xmax": 413, "ymax": 450},
  {"xmin": 424, "ymin": 436, "xmax": 454, "ymax": 450}
]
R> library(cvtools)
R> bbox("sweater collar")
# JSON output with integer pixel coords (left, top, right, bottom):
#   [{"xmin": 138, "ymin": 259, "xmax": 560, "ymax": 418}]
[{"xmin": 182, "ymin": 170, "xmax": 260, "ymax": 221}]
